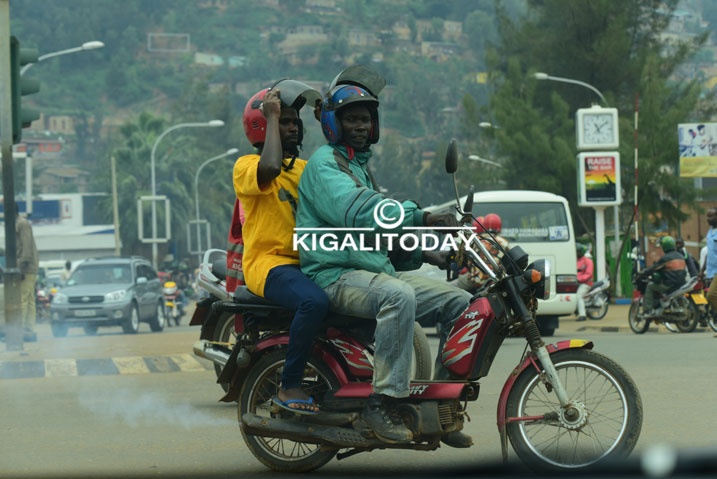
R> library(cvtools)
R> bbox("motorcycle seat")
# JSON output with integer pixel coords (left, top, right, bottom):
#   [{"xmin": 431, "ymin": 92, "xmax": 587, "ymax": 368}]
[{"xmin": 232, "ymin": 285, "xmax": 277, "ymax": 306}]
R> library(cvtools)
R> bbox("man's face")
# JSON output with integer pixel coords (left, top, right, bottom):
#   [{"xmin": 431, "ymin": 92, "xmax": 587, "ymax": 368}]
[
  {"xmin": 708, "ymin": 209, "xmax": 717, "ymax": 227},
  {"xmin": 338, "ymin": 104, "xmax": 372, "ymax": 150},
  {"xmin": 279, "ymin": 108, "xmax": 300, "ymax": 152},
  {"xmin": 676, "ymin": 239, "xmax": 684, "ymax": 249}
]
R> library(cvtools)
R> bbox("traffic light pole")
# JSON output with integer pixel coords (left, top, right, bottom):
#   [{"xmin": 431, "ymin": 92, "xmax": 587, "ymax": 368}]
[{"xmin": 1, "ymin": 0, "xmax": 24, "ymax": 351}]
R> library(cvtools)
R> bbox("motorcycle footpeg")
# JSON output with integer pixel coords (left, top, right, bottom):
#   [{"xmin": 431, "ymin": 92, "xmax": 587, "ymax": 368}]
[{"xmin": 241, "ymin": 413, "xmax": 377, "ymax": 448}]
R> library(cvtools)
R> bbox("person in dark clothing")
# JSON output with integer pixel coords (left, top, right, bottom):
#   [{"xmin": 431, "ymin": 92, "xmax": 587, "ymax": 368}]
[{"xmin": 643, "ymin": 236, "xmax": 687, "ymax": 316}]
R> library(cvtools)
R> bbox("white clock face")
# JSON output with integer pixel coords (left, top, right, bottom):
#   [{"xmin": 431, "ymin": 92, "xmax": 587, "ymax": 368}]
[{"xmin": 582, "ymin": 113, "xmax": 615, "ymax": 145}]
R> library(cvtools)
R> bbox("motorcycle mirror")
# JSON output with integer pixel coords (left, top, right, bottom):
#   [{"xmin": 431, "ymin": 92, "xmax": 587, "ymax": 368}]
[
  {"xmin": 463, "ymin": 185, "xmax": 475, "ymax": 215},
  {"xmin": 445, "ymin": 138, "xmax": 458, "ymax": 174}
]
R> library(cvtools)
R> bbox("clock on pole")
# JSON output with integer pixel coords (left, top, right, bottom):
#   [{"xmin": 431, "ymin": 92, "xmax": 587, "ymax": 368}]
[{"xmin": 576, "ymin": 106, "xmax": 619, "ymax": 150}]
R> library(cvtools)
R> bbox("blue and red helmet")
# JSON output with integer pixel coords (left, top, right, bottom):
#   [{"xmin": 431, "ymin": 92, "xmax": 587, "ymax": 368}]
[{"xmin": 320, "ymin": 85, "xmax": 379, "ymax": 145}]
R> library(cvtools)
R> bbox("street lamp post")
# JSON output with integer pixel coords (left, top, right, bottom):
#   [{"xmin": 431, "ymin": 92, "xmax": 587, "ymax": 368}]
[
  {"xmin": 149, "ymin": 120, "xmax": 225, "ymax": 269},
  {"xmin": 20, "ymin": 41, "xmax": 104, "ymax": 75},
  {"xmin": 18, "ymin": 40, "xmax": 105, "ymax": 217},
  {"xmin": 193, "ymin": 148, "xmax": 239, "ymax": 266},
  {"xmin": 534, "ymin": 72, "xmax": 619, "ymax": 284}
]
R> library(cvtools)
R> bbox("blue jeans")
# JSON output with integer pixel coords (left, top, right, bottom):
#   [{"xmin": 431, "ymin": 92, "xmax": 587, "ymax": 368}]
[
  {"xmin": 263, "ymin": 265, "xmax": 329, "ymax": 390},
  {"xmin": 324, "ymin": 271, "xmax": 471, "ymax": 397}
]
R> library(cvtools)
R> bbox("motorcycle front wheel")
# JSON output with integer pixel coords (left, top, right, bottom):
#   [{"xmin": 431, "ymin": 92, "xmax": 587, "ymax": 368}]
[
  {"xmin": 586, "ymin": 292, "xmax": 609, "ymax": 320},
  {"xmin": 238, "ymin": 349, "xmax": 339, "ymax": 473},
  {"xmin": 628, "ymin": 300, "xmax": 650, "ymax": 334},
  {"xmin": 506, "ymin": 349, "xmax": 642, "ymax": 471}
]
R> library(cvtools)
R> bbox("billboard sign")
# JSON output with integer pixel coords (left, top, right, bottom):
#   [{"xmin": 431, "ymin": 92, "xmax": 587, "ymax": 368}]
[
  {"xmin": 678, "ymin": 122, "xmax": 717, "ymax": 177},
  {"xmin": 577, "ymin": 152, "xmax": 621, "ymax": 207}
]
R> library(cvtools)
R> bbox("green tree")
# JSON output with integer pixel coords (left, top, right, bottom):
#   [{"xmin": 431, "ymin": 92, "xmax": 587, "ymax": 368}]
[{"xmin": 475, "ymin": 0, "xmax": 712, "ymax": 236}]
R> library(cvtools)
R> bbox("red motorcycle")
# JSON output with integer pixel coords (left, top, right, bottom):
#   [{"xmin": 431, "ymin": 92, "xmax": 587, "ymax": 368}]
[{"xmin": 202, "ymin": 141, "xmax": 642, "ymax": 472}]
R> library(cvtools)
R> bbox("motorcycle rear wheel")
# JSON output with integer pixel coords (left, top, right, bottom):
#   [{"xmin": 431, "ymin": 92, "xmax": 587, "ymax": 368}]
[
  {"xmin": 212, "ymin": 311, "xmax": 238, "ymax": 393},
  {"xmin": 671, "ymin": 297, "xmax": 698, "ymax": 333},
  {"xmin": 586, "ymin": 293, "xmax": 609, "ymax": 320},
  {"xmin": 628, "ymin": 301, "xmax": 649, "ymax": 334},
  {"xmin": 506, "ymin": 349, "xmax": 642, "ymax": 471},
  {"xmin": 239, "ymin": 349, "xmax": 339, "ymax": 473}
]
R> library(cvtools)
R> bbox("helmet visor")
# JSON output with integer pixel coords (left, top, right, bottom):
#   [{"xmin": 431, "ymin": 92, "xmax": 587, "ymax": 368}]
[
  {"xmin": 328, "ymin": 65, "xmax": 386, "ymax": 98},
  {"xmin": 272, "ymin": 79, "xmax": 322, "ymax": 111}
]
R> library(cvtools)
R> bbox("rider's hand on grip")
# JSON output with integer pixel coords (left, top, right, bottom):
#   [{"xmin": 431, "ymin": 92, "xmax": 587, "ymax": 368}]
[
  {"xmin": 422, "ymin": 250, "xmax": 451, "ymax": 270},
  {"xmin": 424, "ymin": 212, "xmax": 459, "ymax": 229}
]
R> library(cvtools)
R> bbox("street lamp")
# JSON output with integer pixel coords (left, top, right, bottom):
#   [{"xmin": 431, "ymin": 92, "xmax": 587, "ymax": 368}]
[
  {"xmin": 193, "ymin": 147, "xmax": 239, "ymax": 265},
  {"xmin": 534, "ymin": 72, "xmax": 607, "ymax": 106},
  {"xmin": 20, "ymin": 41, "xmax": 105, "ymax": 75},
  {"xmin": 534, "ymin": 72, "xmax": 618, "ymax": 284},
  {"xmin": 149, "ymin": 120, "xmax": 225, "ymax": 268},
  {"xmin": 468, "ymin": 154, "xmax": 502, "ymax": 168}
]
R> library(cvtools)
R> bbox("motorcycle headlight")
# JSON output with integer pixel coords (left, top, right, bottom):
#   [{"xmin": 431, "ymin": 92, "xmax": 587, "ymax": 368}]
[
  {"xmin": 527, "ymin": 259, "xmax": 551, "ymax": 301},
  {"xmin": 104, "ymin": 289, "xmax": 128, "ymax": 303},
  {"xmin": 163, "ymin": 286, "xmax": 177, "ymax": 295},
  {"xmin": 52, "ymin": 292, "xmax": 68, "ymax": 304}
]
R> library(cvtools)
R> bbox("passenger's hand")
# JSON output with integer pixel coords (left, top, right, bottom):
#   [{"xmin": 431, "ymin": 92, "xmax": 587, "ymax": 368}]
[
  {"xmin": 424, "ymin": 212, "xmax": 459, "ymax": 229},
  {"xmin": 421, "ymin": 250, "xmax": 451, "ymax": 270},
  {"xmin": 261, "ymin": 88, "xmax": 282, "ymax": 120}
]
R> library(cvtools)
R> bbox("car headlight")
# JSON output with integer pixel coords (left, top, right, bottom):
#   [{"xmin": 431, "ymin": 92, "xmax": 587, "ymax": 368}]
[
  {"xmin": 104, "ymin": 289, "xmax": 128, "ymax": 303},
  {"xmin": 52, "ymin": 292, "xmax": 68, "ymax": 304}
]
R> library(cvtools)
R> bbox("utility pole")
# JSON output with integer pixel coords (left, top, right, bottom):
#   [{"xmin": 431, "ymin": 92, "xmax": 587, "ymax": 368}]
[
  {"xmin": 1, "ymin": 0, "xmax": 24, "ymax": 350},
  {"xmin": 111, "ymin": 156, "xmax": 121, "ymax": 256}
]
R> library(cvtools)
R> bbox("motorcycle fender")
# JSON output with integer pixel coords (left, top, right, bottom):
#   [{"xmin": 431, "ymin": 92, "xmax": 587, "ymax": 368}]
[
  {"xmin": 189, "ymin": 298, "xmax": 213, "ymax": 326},
  {"xmin": 496, "ymin": 340, "xmax": 594, "ymax": 434}
]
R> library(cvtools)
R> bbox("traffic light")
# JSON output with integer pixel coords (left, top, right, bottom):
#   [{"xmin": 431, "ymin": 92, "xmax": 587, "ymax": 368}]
[{"xmin": 10, "ymin": 36, "xmax": 40, "ymax": 144}]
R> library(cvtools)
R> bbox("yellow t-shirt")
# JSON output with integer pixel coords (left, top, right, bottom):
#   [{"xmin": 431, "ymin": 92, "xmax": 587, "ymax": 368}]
[{"xmin": 233, "ymin": 154, "xmax": 306, "ymax": 297}]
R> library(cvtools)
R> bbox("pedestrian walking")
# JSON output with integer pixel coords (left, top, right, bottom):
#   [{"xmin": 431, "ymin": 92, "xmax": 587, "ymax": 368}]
[{"xmin": 16, "ymin": 206, "xmax": 39, "ymax": 342}]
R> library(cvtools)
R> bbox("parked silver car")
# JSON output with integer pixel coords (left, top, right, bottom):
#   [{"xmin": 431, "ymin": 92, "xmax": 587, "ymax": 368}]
[{"xmin": 50, "ymin": 257, "xmax": 165, "ymax": 336}]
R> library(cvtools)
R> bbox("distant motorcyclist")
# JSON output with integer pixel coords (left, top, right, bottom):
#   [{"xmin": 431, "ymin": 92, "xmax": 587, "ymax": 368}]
[
  {"xmin": 575, "ymin": 243, "xmax": 594, "ymax": 322},
  {"xmin": 642, "ymin": 236, "xmax": 687, "ymax": 317}
]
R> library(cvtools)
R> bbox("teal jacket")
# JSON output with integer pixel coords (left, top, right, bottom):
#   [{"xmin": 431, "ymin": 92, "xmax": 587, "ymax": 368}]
[{"xmin": 297, "ymin": 144, "xmax": 425, "ymax": 288}]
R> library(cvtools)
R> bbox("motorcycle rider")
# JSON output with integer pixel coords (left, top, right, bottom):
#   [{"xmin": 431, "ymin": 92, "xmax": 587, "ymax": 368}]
[
  {"xmin": 234, "ymin": 83, "xmax": 328, "ymax": 414},
  {"xmin": 643, "ymin": 236, "xmax": 687, "ymax": 317},
  {"xmin": 575, "ymin": 243, "xmax": 594, "ymax": 322},
  {"xmin": 296, "ymin": 67, "xmax": 472, "ymax": 446},
  {"xmin": 699, "ymin": 207, "xmax": 717, "ymax": 310}
]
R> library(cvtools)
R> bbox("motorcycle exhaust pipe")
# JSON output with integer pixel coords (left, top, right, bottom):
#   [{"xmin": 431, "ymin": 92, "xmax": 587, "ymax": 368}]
[
  {"xmin": 241, "ymin": 412, "xmax": 384, "ymax": 448},
  {"xmin": 193, "ymin": 340, "xmax": 231, "ymax": 367}
]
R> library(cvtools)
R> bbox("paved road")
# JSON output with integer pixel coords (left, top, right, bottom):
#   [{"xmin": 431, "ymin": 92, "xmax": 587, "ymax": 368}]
[{"xmin": 1, "ymin": 315, "xmax": 716, "ymax": 477}]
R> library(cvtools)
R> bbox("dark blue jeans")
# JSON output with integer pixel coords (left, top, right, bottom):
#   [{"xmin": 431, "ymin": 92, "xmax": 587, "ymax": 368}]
[{"xmin": 263, "ymin": 264, "xmax": 329, "ymax": 390}]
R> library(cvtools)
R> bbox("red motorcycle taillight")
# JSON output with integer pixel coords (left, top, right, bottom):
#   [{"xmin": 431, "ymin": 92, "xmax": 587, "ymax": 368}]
[{"xmin": 556, "ymin": 274, "xmax": 579, "ymax": 293}]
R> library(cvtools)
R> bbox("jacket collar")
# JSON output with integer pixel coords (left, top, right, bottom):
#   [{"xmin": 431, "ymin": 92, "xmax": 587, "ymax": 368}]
[{"xmin": 332, "ymin": 143, "xmax": 371, "ymax": 165}]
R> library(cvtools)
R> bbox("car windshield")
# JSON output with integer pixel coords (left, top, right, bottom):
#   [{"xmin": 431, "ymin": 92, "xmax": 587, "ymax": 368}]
[
  {"xmin": 66, "ymin": 264, "xmax": 132, "ymax": 285},
  {"xmin": 473, "ymin": 202, "xmax": 570, "ymax": 242},
  {"xmin": 46, "ymin": 275, "xmax": 64, "ymax": 288}
]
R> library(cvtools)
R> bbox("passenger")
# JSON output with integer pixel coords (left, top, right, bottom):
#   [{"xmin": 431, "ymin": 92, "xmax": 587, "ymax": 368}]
[
  {"xmin": 575, "ymin": 243, "xmax": 594, "ymax": 322},
  {"xmin": 296, "ymin": 66, "xmax": 472, "ymax": 447},
  {"xmin": 643, "ymin": 236, "xmax": 687, "ymax": 317},
  {"xmin": 233, "ymin": 83, "xmax": 327, "ymax": 414}
]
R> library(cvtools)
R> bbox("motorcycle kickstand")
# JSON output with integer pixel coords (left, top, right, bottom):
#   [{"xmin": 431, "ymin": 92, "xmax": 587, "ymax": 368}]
[{"xmin": 336, "ymin": 447, "xmax": 373, "ymax": 461}]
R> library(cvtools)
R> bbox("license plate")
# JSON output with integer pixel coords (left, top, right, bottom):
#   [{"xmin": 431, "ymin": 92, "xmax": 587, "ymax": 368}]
[
  {"xmin": 691, "ymin": 293, "xmax": 708, "ymax": 305},
  {"xmin": 74, "ymin": 309, "xmax": 97, "ymax": 317}
]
